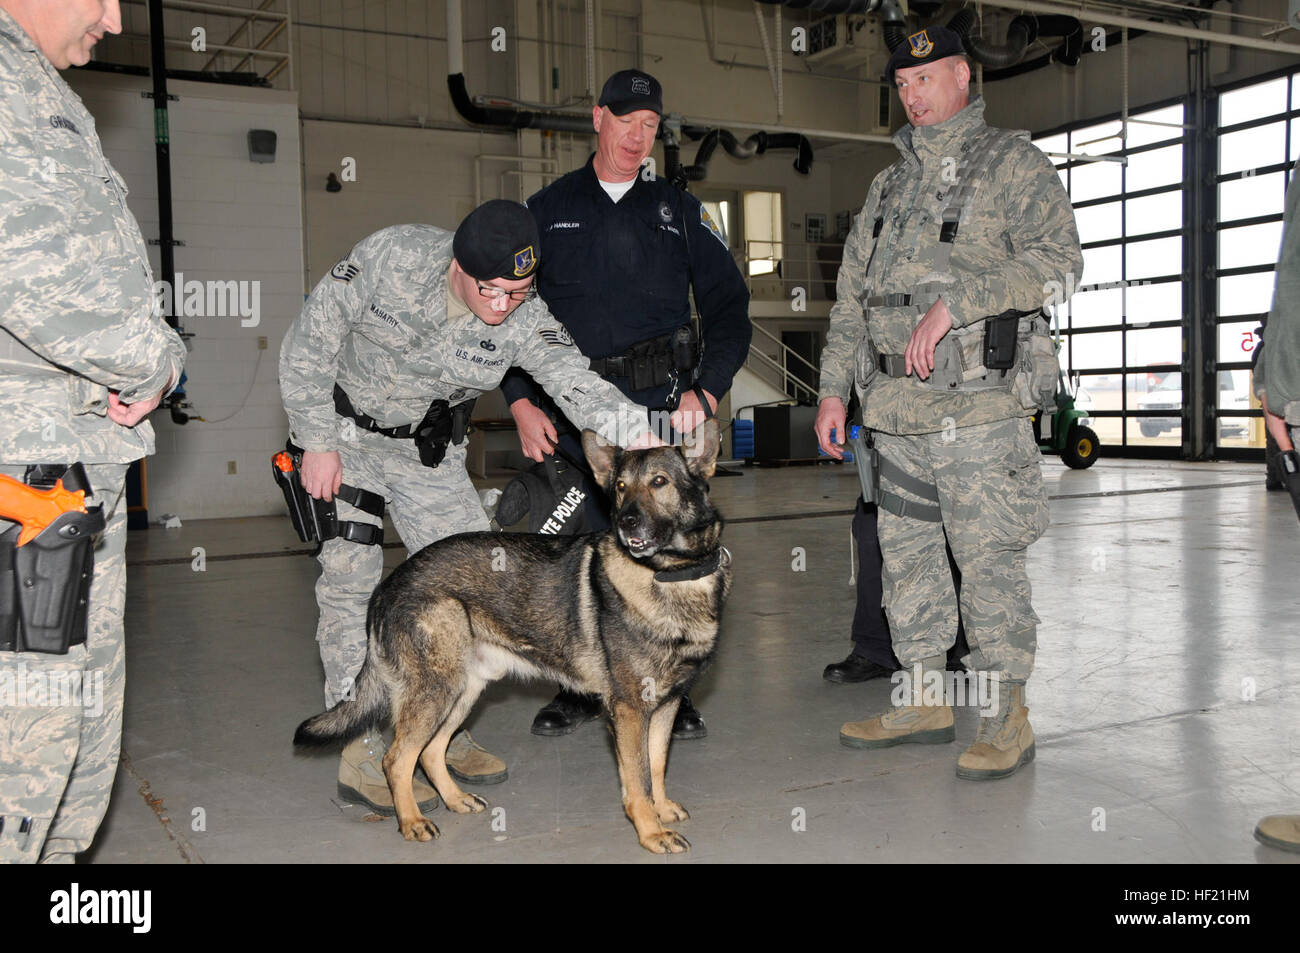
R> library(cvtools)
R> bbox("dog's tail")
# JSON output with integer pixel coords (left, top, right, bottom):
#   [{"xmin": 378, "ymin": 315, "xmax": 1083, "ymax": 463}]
[{"xmin": 292, "ymin": 655, "xmax": 391, "ymax": 748}]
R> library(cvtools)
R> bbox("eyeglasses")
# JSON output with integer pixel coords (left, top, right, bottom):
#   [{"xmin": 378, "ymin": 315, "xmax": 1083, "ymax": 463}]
[{"xmin": 475, "ymin": 279, "xmax": 536, "ymax": 302}]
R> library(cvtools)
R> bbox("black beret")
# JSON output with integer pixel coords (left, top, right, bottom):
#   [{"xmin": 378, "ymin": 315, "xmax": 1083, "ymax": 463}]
[
  {"xmin": 886, "ymin": 26, "xmax": 967, "ymax": 86},
  {"xmin": 597, "ymin": 69, "xmax": 663, "ymax": 117},
  {"xmin": 453, "ymin": 200, "xmax": 539, "ymax": 281}
]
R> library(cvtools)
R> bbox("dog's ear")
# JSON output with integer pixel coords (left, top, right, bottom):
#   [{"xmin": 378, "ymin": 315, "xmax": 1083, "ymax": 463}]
[
  {"xmin": 581, "ymin": 428, "xmax": 619, "ymax": 490},
  {"xmin": 681, "ymin": 417, "xmax": 719, "ymax": 481}
]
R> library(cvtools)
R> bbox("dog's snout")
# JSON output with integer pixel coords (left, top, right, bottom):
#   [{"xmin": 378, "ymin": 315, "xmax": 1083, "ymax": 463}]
[{"xmin": 618, "ymin": 510, "xmax": 641, "ymax": 532}]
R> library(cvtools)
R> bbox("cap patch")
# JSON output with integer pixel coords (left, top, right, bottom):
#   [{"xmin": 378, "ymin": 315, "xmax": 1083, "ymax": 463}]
[
  {"xmin": 513, "ymin": 245, "xmax": 537, "ymax": 277},
  {"xmin": 909, "ymin": 30, "xmax": 934, "ymax": 58},
  {"xmin": 631, "ymin": 76, "xmax": 651, "ymax": 95}
]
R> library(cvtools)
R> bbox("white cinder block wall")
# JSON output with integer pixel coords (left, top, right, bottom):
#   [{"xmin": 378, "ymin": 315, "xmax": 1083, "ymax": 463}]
[{"xmin": 68, "ymin": 73, "xmax": 303, "ymax": 520}]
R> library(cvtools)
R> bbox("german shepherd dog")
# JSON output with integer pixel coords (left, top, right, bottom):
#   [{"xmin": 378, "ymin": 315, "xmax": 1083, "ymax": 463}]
[{"xmin": 294, "ymin": 419, "xmax": 731, "ymax": 854}]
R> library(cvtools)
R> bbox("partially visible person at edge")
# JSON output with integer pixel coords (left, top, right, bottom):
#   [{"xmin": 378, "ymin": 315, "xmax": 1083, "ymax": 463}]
[{"xmin": 0, "ymin": 0, "xmax": 186, "ymax": 863}]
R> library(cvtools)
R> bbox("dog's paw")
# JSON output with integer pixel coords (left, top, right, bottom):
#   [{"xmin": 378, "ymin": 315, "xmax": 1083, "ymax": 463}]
[
  {"xmin": 655, "ymin": 799, "xmax": 689, "ymax": 823},
  {"xmin": 640, "ymin": 829, "xmax": 690, "ymax": 854},
  {"xmin": 446, "ymin": 793, "xmax": 488, "ymax": 814},
  {"xmin": 399, "ymin": 817, "xmax": 440, "ymax": 842}
]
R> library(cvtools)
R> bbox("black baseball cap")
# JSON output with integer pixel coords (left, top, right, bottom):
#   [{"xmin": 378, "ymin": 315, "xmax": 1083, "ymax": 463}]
[
  {"xmin": 597, "ymin": 69, "xmax": 663, "ymax": 116},
  {"xmin": 453, "ymin": 200, "xmax": 539, "ymax": 281},
  {"xmin": 886, "ymin": 25, "xmax": 968, "ymax": 85}
]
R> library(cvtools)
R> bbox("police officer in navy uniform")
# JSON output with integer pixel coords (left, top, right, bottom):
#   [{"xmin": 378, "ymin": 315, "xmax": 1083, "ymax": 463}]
[{"xmin": 501, "ymin": 69, "xmax": 752, "ymax": 740}]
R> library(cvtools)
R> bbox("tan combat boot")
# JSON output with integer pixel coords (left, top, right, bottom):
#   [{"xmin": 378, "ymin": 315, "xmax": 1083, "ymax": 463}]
[
  {"xmin": 445, "ymin": 730, "xmax": 508, "ymax": 785},
  {"xmin": 338, "ymin": 732, "xmax": 440, "ymax": 815},
  {"xmin": 840, "ymin": 657, "xmax": 955, "ymax": 748},
  {"xmin": 840, "ymin": 704, "xmax": 955, "ymax": 748},
  {"xmin": 956, "ymin": 681, "xmax": 1035, "ymax": 780},
  {"xmin": 1254, "ymin": 815, "xmax": 1300, "ymax": 854}
]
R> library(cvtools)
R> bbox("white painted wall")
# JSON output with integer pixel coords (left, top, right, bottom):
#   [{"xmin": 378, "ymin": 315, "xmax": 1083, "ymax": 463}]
[{"xmin": 67, "ymin": 72, "xmax": 303, "ymax": 519}]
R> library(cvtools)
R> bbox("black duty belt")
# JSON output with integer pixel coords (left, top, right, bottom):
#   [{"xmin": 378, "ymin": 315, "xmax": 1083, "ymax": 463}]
[
  {"xmin": 334, "ymin": 385, "xmax": 418, "ymax": 438},
  {"xmin": 588, "ymin": 326, "xmax": 698, "ymax": 390}
]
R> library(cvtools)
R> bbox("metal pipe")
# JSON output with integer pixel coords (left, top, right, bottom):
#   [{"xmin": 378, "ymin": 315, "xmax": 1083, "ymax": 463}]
[
  {"xmin": 147, "ymin": 0, "xmax": 177, "ymax": 330},
  {"xmin": 584, "ymin": 0, "xmax": 595, "ymax": 99},
  {"xmin": 972, "ymin": 0, "xmax": 1300, "ymax": 56}
]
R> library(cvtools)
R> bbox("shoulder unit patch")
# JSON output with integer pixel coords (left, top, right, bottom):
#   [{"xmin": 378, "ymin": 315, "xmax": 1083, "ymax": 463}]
[{"xmin": 699, "ymin": 206, "xmax": 728, "ymax": 249}]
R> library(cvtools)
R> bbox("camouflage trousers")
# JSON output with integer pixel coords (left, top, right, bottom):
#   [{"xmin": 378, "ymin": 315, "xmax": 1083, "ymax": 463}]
[
  {"xmin": 0, "ymin": 462, "xmax": 128, "ymax": 864},
  {"xmin": 315, "ymin": 439, "xmax": 488, "ymax": 707},
  {"xmin": 874, "ymin": 417, "xmax": 1049, "ymax": 682}
]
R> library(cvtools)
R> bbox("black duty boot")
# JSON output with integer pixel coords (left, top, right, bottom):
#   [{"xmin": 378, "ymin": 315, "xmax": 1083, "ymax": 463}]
[
  {"xmin": 672, "ymin": 695, "xmax": 707, "ymax": 740},
  {"xmin": 531, "ymin": 689, "xmax": 602, "ymax": 736},
  {"xmin": 823, "ymin": 652, "xmax": 896, "ymax": 684}
]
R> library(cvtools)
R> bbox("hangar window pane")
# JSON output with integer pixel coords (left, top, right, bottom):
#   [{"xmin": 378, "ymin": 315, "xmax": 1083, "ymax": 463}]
[
  {"xmin": 1071, "ymin": 330, "xmax": 1123, "ymax": 369},
  {"xmin": 1082, "ymin": 245, "xmax": 1122, "ymax": 286},
  {"xmin": 1125, "ymin": 144, "xmax": 1183, "ymax": 191},
  {"xmin": 1071, "ymin": 158, "xmax": 1122, "ymax": 201},
  {"xmin": 1069, "ymin": 286, "xmax": 1124, "ymax": 329},
  {"xmin": 1126, "ymin": 236, "xmax": 1182, "ymax": 281},
  {"xmin": 1126, "ymin": 325, "xmax": 1182, "ymax": 366},
  {"xmin": 1218, "ymin": 221, "xmax": 1284, "ymax": 270},
  {"xmin": 1126, "ymin": 104, "xmax": 1185, "ymax": 148},
  {"xmin": 1218, "ymin": 171, "xmax": 1287, "ymax": 222},
  {"xmin": 1075, "ymin": 200, "xmax": 1122, "ymax": 243},
  {"xmin": 1219, "ymin": 123, "xmax": 1285, "ymax": 175},
  {"xmin": 1220, "ymin": 77, "xmax": 1288, "ymax": 126},
  {"xmin": 1126, "ymin": 191, "xmax": 1182, "ymax": 237},
  {"xmin": 1125, "ymin": 280, "xmax": 1182, "ymax": 325},
  {"xmin": 1217, "ymin": 322, "xmax": 1263, "ymax": 362},
  {"xmin": 1217, "ymin": 272, "xmax": 1276, "ymax": 317}
]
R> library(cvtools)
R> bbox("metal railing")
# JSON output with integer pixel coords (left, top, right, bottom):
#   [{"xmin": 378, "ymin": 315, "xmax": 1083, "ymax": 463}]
[
  {"xmin": 732, "ymin": 239, "xmax": 841, "ymax": 403},
  {"xmin": 119, "ymin": 0, "xmax": 293, "ymax": 87},
  {"xmin": 741, "ymin": 239, "xmax": 845, "ymax": 301},
  {"xmin": 746, "ymin": 323, "xmax": 820, "ymax": 404}
]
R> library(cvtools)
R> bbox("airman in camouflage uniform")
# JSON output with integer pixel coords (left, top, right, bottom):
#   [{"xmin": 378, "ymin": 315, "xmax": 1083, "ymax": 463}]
[
  {"xmin": 1253, "ymin": 161, "xmax": 1300, "ymax": 854},
  {"xmin": 816, "ymin": 27, "xmax": 1082, "ymax": 780},
  {"xmin": 279, "ymin": 206, "xmax": 652, "ymax": 811},
  {"xmin": 0, "ymin": 0, "xmax": 186, "ymax": 862}
]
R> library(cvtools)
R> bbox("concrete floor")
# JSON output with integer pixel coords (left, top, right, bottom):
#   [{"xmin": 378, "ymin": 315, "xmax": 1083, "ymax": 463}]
[{"xmin": 83, "ymin": 455, "xmax": 1300, "ymax": 864}]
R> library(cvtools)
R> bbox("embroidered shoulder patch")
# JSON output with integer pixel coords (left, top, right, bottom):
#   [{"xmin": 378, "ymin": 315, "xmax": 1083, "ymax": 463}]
[
  {"xmin": 699, "ymin": 206, "xmax": 728, "ymax": 249},
  {"xmin": 538, "ymin": 326, "xmax": 574, "ymax": 347},
  {"xmin": 330, "ymin": 260, "xmax": 359, "ymax": 283}
]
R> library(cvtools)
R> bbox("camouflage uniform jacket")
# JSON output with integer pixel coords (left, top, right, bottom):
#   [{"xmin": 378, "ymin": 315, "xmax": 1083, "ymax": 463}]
[
  {"xmin": 0, "ymin": 9, "xmax": 186, "ymax": 465},
  {"xmin": 820, "ymin": 97, "xmax": 1082, "ymax": 435},
  {"xmin": 1257, "ymin": 161, "xmax": 1300, "ymax": 426},
  {"xmin": 279, "ymin": 224, "xmax": 650, "ymax": 453}
]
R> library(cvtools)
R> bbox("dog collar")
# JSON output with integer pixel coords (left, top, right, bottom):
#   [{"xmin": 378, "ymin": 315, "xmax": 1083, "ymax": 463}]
[{"xmin": 653, "ymin": 546, "xmax": 730, "ymax": 583}]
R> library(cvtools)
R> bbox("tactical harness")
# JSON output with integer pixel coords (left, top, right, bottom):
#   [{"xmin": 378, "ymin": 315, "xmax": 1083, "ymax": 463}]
[
  {"xmin": 850, "ymin": 127, "xmax": 1061, "ymax": 518},
  {"xmin": 858, "ymin": 126, "xmax": 1055, "ymax": 397}
]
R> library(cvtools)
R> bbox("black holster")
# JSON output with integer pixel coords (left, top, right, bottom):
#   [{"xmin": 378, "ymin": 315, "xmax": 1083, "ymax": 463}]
[
  {"xmin": 0, "ymin": 464, "xmax": 104, "ymax": 655},
  {"xmin": 271, "ymin": 442, "xmax": 385, "ymax": 547}
]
